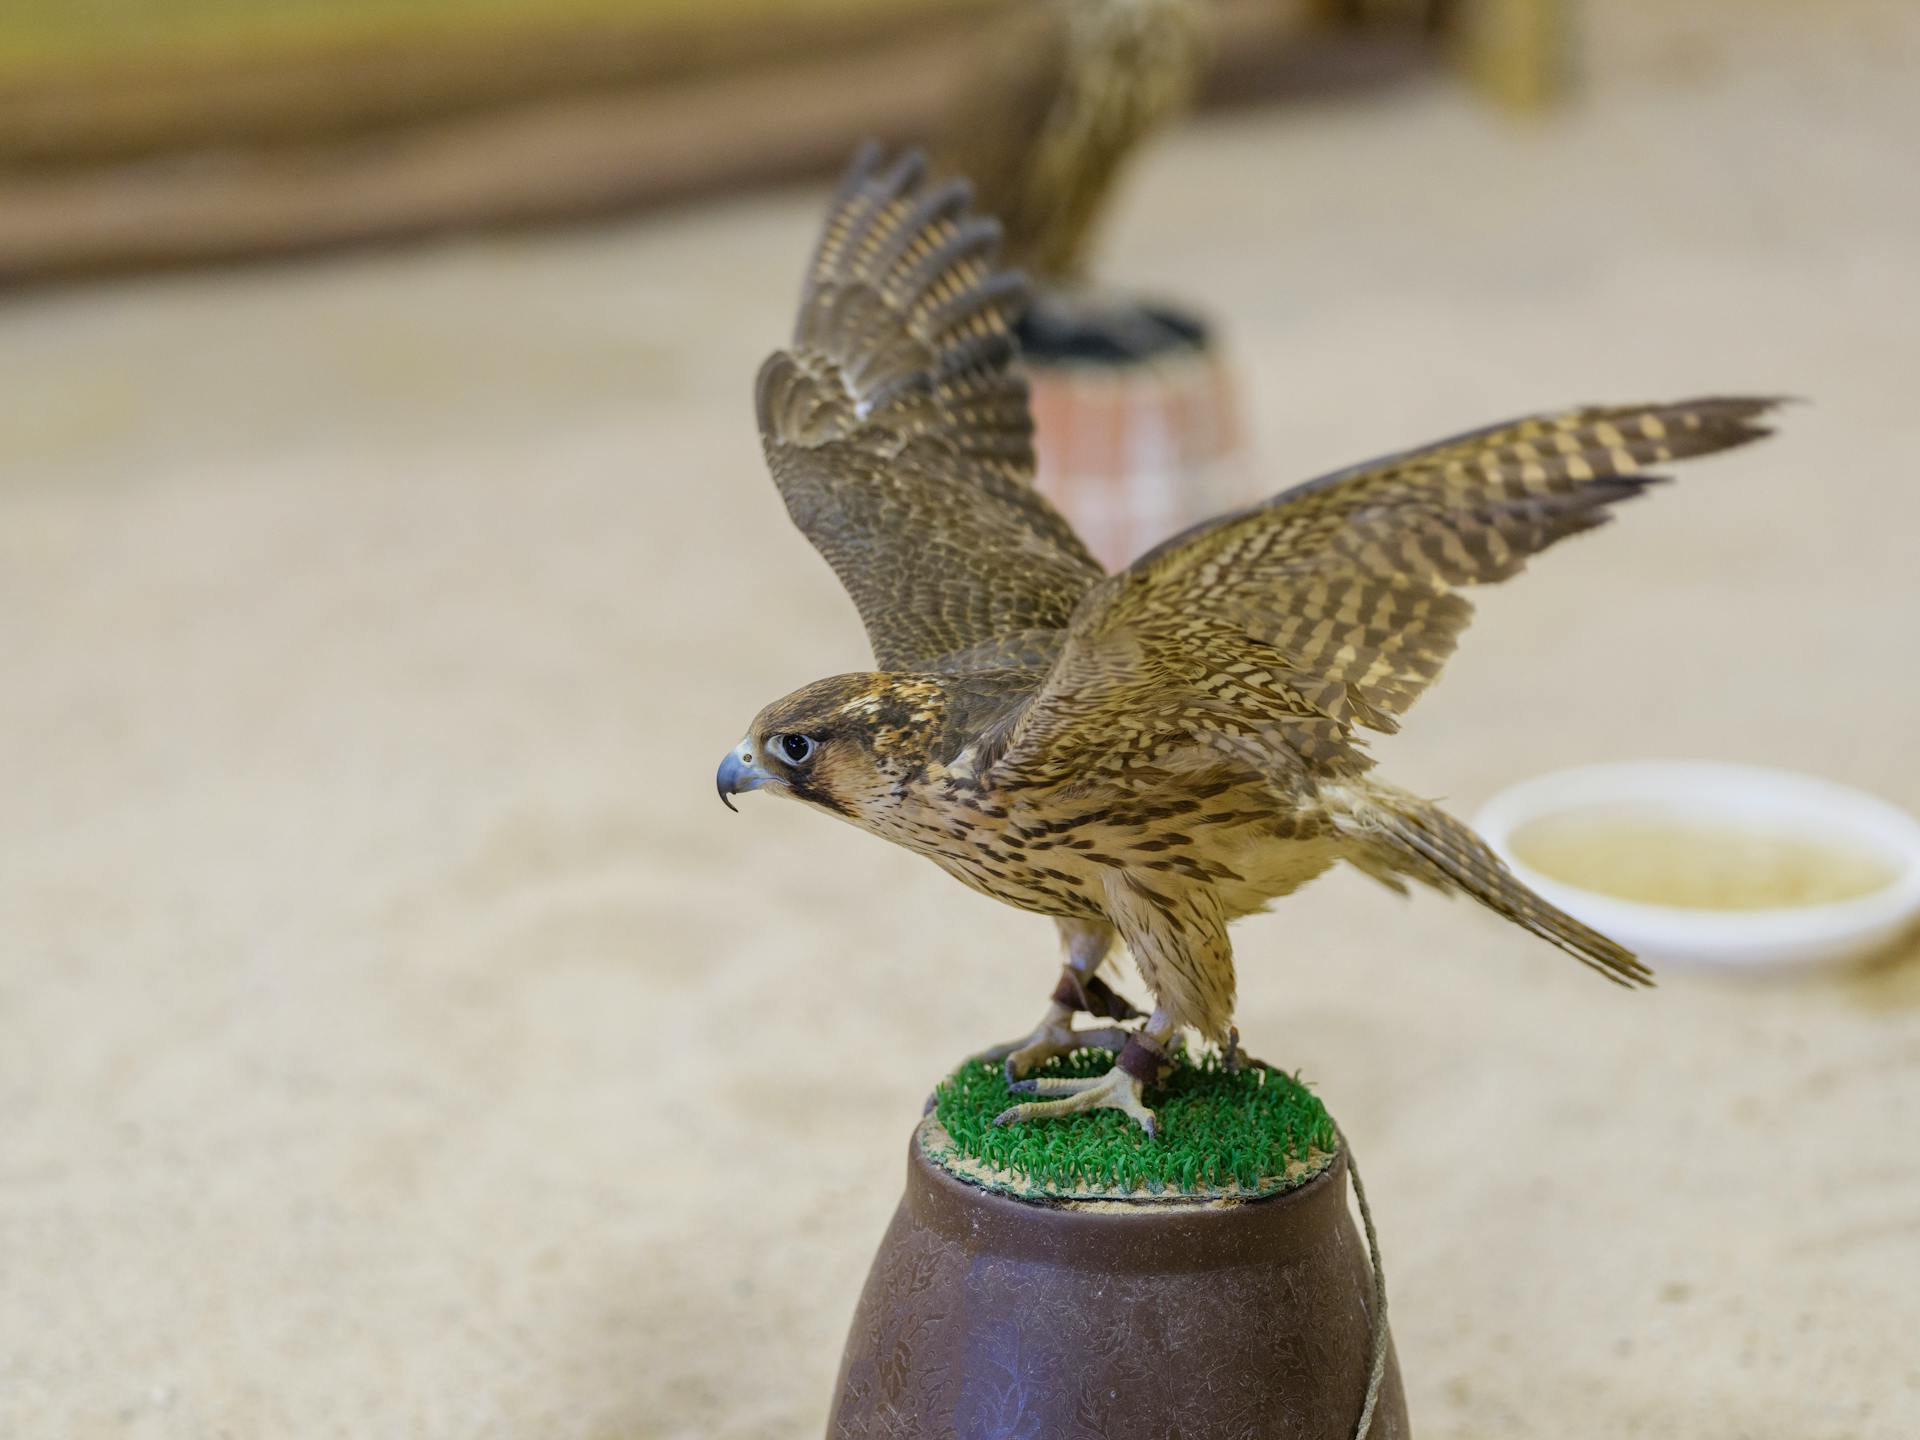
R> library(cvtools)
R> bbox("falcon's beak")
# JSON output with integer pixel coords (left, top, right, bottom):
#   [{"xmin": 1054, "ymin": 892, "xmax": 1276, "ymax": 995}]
[{"xmin": 716, "ymin": 740, "xmax": 767, "ymax": 812}]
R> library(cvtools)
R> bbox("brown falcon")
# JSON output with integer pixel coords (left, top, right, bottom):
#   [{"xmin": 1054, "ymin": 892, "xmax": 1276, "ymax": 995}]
[
  {"xmin": 938, "ymin": 0, "xmax": 1206, "ymax": 287},
  {"xmin": 718, "ymin": 144, "xmax": 1780, "ymax": 1133},
  {"xmin": 935, "ymin": 0, "xmax": 1207, "ymax": 357}
]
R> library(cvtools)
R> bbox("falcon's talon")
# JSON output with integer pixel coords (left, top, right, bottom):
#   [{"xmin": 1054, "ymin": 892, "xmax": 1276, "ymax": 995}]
[
  {"xmin": 990, "ymin": 1063, "xmax": 1158, "ymax": 1135},
  {"xmin": 969, "ymin": 1018, "xmax": 1135, "ymax": 1083},
  {"xmin": 1011, "ymin": 1025, "xmax": 1135, "ymax": 1081}
]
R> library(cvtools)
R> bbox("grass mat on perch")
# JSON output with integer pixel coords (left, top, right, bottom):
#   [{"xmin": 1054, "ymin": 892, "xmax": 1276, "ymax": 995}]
[{"xmin": 927, "ymin": 1049, "xmax": 1339, "ymax": 1201}]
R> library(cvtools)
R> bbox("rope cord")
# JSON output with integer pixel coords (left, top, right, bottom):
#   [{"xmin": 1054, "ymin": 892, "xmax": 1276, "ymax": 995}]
[{"xmin": 1336, "ymin": 1122, "xmax": 1390, "ymax": 1440}]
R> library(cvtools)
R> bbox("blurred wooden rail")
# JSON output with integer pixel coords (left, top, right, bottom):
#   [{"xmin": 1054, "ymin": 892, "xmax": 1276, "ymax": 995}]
[{"xmin": 0, "ymin": 0, "xmax": 1446, "ymax": 286}]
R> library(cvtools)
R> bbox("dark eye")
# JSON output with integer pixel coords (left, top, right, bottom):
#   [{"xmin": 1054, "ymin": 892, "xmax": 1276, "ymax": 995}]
[{"xmin": 778, "ymin": 733, "xmax": 816, "ymax": 764}]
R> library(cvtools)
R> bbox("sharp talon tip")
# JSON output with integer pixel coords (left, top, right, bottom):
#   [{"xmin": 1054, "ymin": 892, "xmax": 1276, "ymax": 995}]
[{"xmin": 1005, "ymin": 1079, "xmax": 1036, "ymax": 1095}]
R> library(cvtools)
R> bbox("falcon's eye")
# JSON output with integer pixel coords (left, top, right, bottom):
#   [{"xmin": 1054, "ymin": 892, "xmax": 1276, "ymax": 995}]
[{"xmin": 776, "ymin": 733, "xmax": 817, "ymax": 765}]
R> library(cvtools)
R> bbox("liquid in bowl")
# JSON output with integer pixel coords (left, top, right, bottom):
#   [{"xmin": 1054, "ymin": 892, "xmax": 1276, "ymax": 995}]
[{"xmin": 1509, "ymin": 807, "xmax": 1901, "ymax": 912}]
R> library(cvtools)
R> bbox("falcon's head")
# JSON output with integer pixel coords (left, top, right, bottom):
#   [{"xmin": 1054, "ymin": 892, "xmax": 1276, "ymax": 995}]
[{"xmin": 716, "ymin": 674, "xmax": 948, "ymax": 824}]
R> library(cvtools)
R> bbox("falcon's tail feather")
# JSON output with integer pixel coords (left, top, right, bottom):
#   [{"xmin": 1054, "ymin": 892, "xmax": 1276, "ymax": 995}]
[{"xmin": 1331, "ymin": 782, "xmax": 1654, "ymax": 989}]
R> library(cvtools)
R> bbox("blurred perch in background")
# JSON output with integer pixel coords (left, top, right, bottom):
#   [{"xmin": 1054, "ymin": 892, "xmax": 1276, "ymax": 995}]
[{"xmin": 0, "ymin": 0, "xmax": 1559, "ymax": 287}]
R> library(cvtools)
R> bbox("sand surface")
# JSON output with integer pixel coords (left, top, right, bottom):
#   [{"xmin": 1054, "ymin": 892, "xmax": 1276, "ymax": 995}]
[{"xmin": 5, "ymin": 4, "xmax": 1919, "ymax": 1436}]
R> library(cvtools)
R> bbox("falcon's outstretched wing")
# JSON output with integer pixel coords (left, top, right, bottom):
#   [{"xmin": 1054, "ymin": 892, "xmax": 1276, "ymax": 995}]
[
  {"xmin": 990, "ymin": 397, "xmax": 1783, "ymax": 788},
  {"xmin": 756, "ymin": 145, "xmax": 1104, "ymax": 672}
]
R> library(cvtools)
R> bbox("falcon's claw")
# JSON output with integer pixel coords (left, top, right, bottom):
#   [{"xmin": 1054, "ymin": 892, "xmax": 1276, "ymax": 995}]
[
  {"xmin": 991, "ymin": 1063, "xmax": 1158, "ymax": 1136},
  {"xmin": 969, "ymin": 1021, "xmax": 1136, "ymax": 1083}
]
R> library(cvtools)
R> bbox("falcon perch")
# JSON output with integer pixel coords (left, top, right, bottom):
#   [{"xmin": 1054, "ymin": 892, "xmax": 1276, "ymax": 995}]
[{"xmin": 718, "ymin": 145, "xmax": 1781, "ymax": 1134}]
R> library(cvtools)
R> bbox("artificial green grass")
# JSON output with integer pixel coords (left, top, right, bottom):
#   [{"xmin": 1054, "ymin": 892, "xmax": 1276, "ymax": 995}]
[{"xmin": 928, "ymin": 1049, "xmax": 1338, "ymax": 1200}]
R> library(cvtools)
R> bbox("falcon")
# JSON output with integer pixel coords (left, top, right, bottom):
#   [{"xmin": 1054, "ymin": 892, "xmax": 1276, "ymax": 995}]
[
  {"xmin": 937, "ymin": 0, "xmax": 1205, "ymax": 289},
  {"xmin": 718, "ymin": 144, "xmax": 1780, "ymax": 1134}
]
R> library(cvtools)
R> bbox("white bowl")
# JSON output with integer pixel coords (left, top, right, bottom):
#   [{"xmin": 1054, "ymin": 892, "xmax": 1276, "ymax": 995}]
[{"xmin": 1473, "ymin": 761, "xmax": 1920, "ymax": 974}]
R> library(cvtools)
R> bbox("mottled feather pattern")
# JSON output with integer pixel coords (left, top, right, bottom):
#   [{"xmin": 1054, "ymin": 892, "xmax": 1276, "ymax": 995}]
[
  {"xmin": 1104, "ymin": 870, "xmax": 1235, "ymax": 1042},
  {"xmin": 743, "ymin": 145, "xmax": 1785, "ymax": 1038},
  {"xmin": 757, "ymin": 145, "xmax": 1105, "ymax": 672},
  {"xmin": 994, "ymin": 398, "xmax": 1782, "ymax": 787}
]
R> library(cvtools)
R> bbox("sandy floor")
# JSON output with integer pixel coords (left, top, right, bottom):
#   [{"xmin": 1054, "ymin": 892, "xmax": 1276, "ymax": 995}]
[{"xmin": 5, "ymin": 4, "xmax": 1920, "ymax": 1437}]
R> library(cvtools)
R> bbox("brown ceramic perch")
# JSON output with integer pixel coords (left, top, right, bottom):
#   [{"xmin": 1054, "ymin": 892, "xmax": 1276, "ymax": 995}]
[{"xmin": 827, "ymin": 1115, "xmax": 1409, "ymax": 1439}]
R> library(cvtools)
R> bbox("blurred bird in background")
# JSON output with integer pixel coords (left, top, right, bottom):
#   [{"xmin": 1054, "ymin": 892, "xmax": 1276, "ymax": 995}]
[
  {"xmin": 933, "ymin": 0, "xmax": 1237, "ymax": 574},
  {"xmin": 717, "ymin": 146, "xmax": 1782, "ymax": 1134},
  {"xmin": 936, "ymin": 0, "xmax": 1209, "ymax": 360}
]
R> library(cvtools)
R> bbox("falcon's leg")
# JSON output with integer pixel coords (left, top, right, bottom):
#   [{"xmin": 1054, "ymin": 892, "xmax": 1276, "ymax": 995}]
[
  {"xmin": 994, "ymin": 877, "xmax": 1233, "ymax": 1136},
  {"xmin": 992, "ymin": 1009, "xmax": 1177, "ymax": 1138},
  {"xmin": 968, "ymin": 919, "xmax": 1145, "ymax": 1082}
]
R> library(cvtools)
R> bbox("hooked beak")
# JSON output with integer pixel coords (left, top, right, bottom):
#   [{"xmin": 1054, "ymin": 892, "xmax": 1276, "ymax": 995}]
[{"xmin": 716, "ymin": 740, "xmax": 768, "ymax": 812}]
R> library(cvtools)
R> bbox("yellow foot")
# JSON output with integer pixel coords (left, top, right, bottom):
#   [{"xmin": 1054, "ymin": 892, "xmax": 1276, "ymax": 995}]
[
  {"xmin": 969, "ymin": 1021, "xmax": 1135, "ymax": 1083},
  {"xmin": 992, "ymin": 1064, "xmax": 1158, "ymax": 1137}
]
